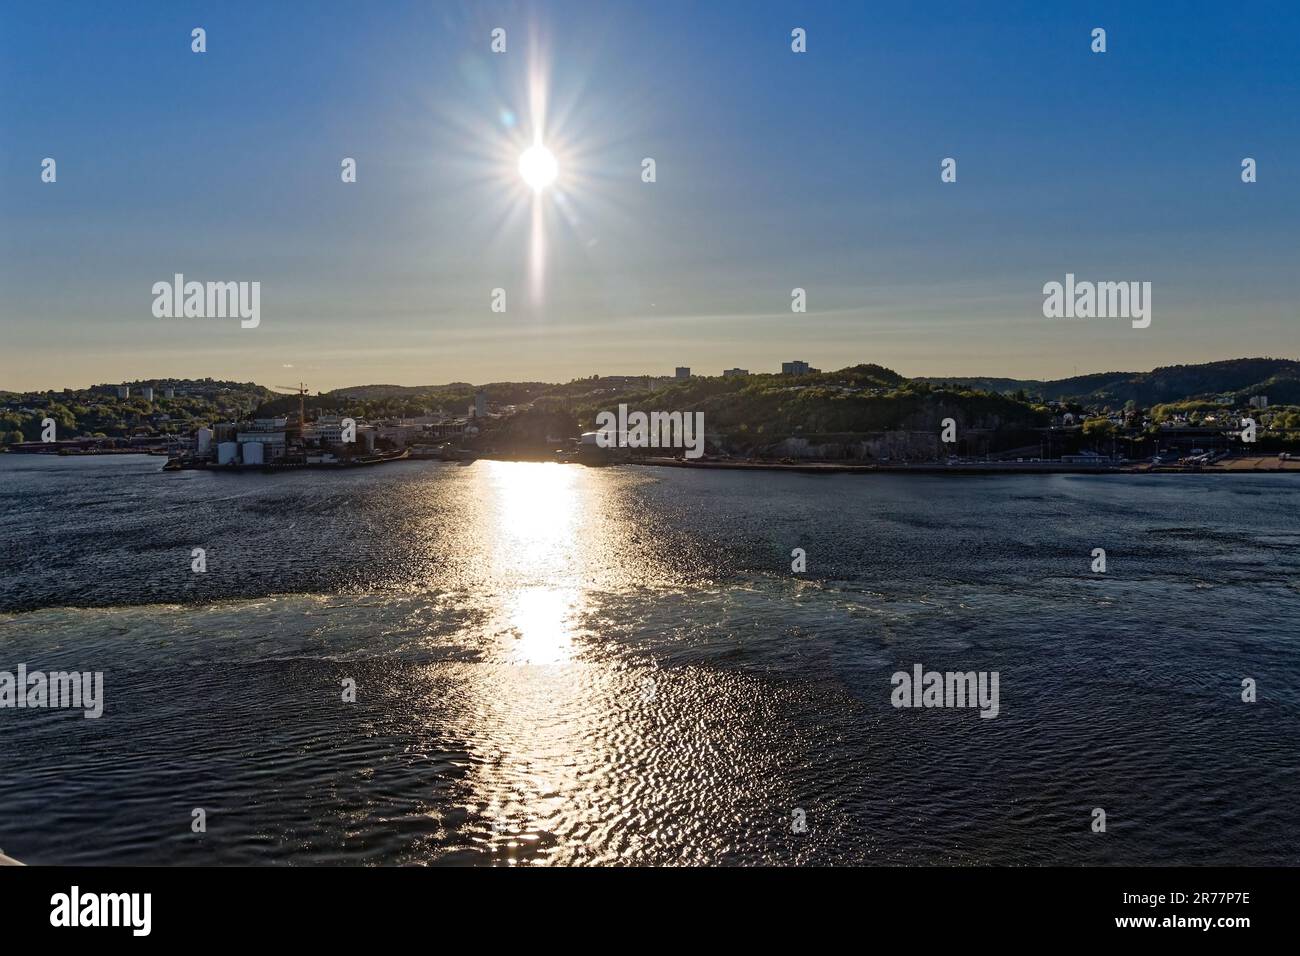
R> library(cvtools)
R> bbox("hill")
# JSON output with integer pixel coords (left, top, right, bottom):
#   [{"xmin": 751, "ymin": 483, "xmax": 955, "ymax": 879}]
[{"xmin": 917, "ymin": 358, "xmax": 1300, "ymax": 406}]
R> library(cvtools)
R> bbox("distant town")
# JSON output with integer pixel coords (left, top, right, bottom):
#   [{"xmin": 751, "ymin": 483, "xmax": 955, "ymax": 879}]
[{"xmin": 5, "ymin": 357, "xmax": 1300, "ymax": 473}]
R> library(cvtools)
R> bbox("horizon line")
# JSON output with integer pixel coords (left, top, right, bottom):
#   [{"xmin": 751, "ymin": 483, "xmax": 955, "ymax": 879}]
[{"xmin": 7, "ymin": 354, "xmax": 1300, "ymax": 396}]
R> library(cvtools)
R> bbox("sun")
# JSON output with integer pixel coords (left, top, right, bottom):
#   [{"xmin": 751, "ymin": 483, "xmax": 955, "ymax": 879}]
[{"xmin": 518, "ymin": 143, "xmax": 558, "ymax": 192}]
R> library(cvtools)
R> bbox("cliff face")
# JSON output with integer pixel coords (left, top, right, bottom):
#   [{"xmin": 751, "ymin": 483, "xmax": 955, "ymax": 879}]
[
  {"xmin": 760, "ymin": 433, "xmax": 942, "ymax": 461},
  {"xmin": 726, "ymin": 391, "xmax": 1046, "ymax": 460},
  {"xmin": 751, "ymin": 422, "xmax": 1046, "ymax": 461}
]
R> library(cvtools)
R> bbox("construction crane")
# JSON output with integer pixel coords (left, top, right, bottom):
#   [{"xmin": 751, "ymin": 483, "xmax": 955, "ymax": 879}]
[{"xmin": 271, "ymin": 383, "xmax": 309, "ymax": 427}]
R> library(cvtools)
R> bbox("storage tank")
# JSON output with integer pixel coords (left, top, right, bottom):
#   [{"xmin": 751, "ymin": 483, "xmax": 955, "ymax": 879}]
[
  {"xmin": 241, "ymin": 442, "xmax": 264, "ymax": 465},
  {"xmin": 217, "ymin": 441, "xmax": 238, "ymax": 465},
  {"xmin": 196, "ymin": 427, "xmax": 213, "ymax": 456}
]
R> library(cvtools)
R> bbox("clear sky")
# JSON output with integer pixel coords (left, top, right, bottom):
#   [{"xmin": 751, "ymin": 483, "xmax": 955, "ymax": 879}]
[{"xmin": 2, "ymin": 0, "xmax": 1298, "ymax": 392}]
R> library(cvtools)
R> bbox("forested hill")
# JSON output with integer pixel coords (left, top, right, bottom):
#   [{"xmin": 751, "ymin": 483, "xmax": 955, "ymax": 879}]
[{"xmin": 915, "ymin": 358, "xmax": 1300, "ymax": 405}]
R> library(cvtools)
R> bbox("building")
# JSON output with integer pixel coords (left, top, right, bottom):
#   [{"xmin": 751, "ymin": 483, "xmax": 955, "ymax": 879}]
[
  {"xmin": 781, "ymin": 360, "xmax": 819, "ymax": 376},
  {"xmin": 1249, "ymin": 395, "xmax": 1269, "ymax": 409},
  {"xmin": 469, "ymin": 391, "xmax": 488, "ymax": 419},
  {"xmin": 375, "ymin": 423, "xmax": 422, "ymax": 447},
  {"xmin": 115, "ymin": 386, "xmax": 130, "ymax": 399},
  {"xmin": 675, "ymin": 367, "xmax": 691, "ymax": 380},
  {"xmin": 1155, "ymin": 425, "xmax": 1232, "ymax": 457},
  {"xmin": 305, "ymin": 415, "xmax": 349, "ymax": 446},
  {"xmin": 163, "ymin": 387, "xmax": 175, "ymax": 399},
  {"xmin": 577, "ymin": 431, "xmax": 631, "ymax": 464},
  {"xmin": 723, "ymin": 368, "xmax": 749, "ymax": 378},
  {"xmin": 235, "ymin": 417, "xmax": 288, "ymax": 462},
  {"xmin": 427, "ymin": 419, "xmax": 468, "ymax": 439},
  {"xmin": 139, "ymin": 386, "xmax": 154, "ymax": 401}
]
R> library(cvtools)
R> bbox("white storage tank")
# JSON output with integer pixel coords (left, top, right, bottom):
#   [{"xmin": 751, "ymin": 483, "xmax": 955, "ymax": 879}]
[
  {"xmin": 217, "ymin": 441, "xmax": 239, "ymax": 465},
  {"xmin": 196, "ymin": 427, "xmax": 213, "ymax": 456},
  {"xmin": 241, "ymin": 442, "xmax": 264, "ymax": 465}
]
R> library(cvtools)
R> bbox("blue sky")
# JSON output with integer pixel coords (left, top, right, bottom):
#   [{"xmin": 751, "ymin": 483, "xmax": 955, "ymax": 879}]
[{"xmin": 2, "ymin": 0, "xmax": 1298, "ymax": 391}]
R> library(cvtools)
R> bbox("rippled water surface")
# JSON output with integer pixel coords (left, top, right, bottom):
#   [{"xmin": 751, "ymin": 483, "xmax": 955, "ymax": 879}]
[{"xmin": 1, "ymin": 455, "xmax": 1298, "ymax": 864}]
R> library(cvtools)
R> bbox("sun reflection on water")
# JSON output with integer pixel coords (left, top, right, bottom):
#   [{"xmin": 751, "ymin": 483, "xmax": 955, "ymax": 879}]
[
  {"xmin": 483, "ymin": 460, "xmax": 587, "ymax": 665},
  {"xmin": 440, "ymin": 460, "xmax": 730, "ymax": 863},
  {"xmin": 486, "ymin": 460, "xmax": 579, "ymax": 574},
  {"xmin": 504, "ymin": 586, "xmax": 580, "ymax": 665}
]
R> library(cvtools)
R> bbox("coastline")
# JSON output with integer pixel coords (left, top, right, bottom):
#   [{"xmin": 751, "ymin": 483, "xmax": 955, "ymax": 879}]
[
  {"xmin": 10, "ymin": 450, "xmax": 1296, "ymax": 478},
  {"xmin": 626, "ymin": 455, "xmax": 1300, "ymax": 476}
]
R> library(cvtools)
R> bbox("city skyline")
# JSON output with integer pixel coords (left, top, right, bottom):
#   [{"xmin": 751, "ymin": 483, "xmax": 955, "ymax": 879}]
[{"xmin": 10, "ymin": 350, "xmax": 1298, "ymax": 396}]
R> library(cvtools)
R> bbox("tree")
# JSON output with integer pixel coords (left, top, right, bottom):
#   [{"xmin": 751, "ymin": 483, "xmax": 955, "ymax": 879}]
[{"xmin": 1082, "ymin": 417, "xmax": 1117, "ymax": 439}]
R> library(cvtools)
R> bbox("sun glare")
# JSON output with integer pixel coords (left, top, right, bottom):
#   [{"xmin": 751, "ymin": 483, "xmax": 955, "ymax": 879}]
[{"xmin": 518, "ymin": 144, "xmax": 558, "ymax": 191}]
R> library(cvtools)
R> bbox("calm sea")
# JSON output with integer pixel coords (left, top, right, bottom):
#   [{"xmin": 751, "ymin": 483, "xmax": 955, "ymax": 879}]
[{"xmin": 1, "ymin": 454, "xmax": 1297, "ymax": 865}]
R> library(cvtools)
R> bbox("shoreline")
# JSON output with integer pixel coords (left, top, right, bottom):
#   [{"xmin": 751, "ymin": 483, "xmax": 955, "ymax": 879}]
[
  {"xmin": 7, "ymin": 450, "xmax": 1299, "ymax": 477},
  {"xmin": 626, "ymin": 456, "xmax": 1300, "ymax": 476}
]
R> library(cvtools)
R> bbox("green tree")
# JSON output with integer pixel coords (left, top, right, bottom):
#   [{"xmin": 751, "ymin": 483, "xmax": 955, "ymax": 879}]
[{"xmin": 1082, "ymin": 417, "xmax": 1117, "ymax": 439}]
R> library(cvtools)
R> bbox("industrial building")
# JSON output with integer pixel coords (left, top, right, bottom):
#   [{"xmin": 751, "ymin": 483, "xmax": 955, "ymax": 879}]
[{"xmin": 235, "ymin": 417, "xmax": 289, "ymax": 463}]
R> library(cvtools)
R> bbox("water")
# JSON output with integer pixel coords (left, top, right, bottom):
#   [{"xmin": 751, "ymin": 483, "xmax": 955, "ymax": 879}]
[{"xmin": 1, "ymin": 454, "xmax": 1297, "ymax": 865}]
